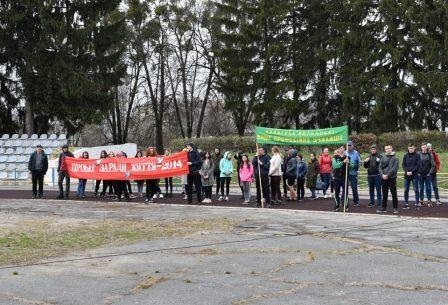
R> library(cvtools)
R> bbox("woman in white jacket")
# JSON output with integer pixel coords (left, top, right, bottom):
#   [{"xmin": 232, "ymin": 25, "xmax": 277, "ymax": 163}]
[{"xmin": 269, "ymin": 146, "xmax": 283, "ymax": 204}]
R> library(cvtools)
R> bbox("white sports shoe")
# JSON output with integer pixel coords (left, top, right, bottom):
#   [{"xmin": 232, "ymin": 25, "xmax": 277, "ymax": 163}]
[
  {"xmin": 218, "ymin": 196, "xmax": 224, "ymax": 201},
  {"xmin": 225, "ymin": 196, "xmax": 229, "ymax": 201}
]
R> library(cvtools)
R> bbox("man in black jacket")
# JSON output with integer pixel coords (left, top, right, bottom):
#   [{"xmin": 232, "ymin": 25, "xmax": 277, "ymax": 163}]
[
  {"xmin": 402, "ymin": 144, "xmax": 420, "ymax": 209},
  {"xmin": 57, "ymin": 144, "xmax": 74, "ymax": 199},
  {"xmin": 252, "ymin": 147, "xmax": 271, "ymax": 208},
  {"xmin": 28, "ymin": 144, "xmax": 49, "ymax": 199},
  {"xmin": 378, "ymin": 144, "xmax": 399, "ymax": 213},
  {"xmin": 363, "ymin": 144, "xmax": 382, "ymax": 208},
  {"xmin": 186, "ymin": 142, "xmax": 203, "ymax": 204}
]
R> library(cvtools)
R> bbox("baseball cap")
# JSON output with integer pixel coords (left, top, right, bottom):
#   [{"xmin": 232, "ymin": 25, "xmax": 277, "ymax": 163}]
[
  {"xmin": 62, "ymin": 144, "xmax": 68, "ymax": 149},
  {"xmin": 36, "ymin": 144, "xmax": 43, "ymax": 148},
  {"xmin": 347, "ymin": 141, "xmax": 353, "ymax": 146},
  {"xmin": 370, "ymin": 144, "xmax": 377, "ymax": 149}
]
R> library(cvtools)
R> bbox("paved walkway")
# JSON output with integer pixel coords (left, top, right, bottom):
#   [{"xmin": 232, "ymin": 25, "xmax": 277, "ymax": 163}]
[{"xmin": 0, "ymin": 198, "xmax": 447, "ymax": 304}]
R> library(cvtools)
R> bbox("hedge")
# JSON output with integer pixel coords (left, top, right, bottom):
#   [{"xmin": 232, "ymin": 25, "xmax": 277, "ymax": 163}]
[
  {"xmin": 378, "ymin": 130, "xmax": 448, "ymax": 151},
  {"xmin": 170, "ymin": 131, "xmax": 447, "ymax": 155}
]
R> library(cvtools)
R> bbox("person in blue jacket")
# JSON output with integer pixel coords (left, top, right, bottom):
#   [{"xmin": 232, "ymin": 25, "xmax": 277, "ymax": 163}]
[
  {"xmin": 345, "ymin": 141, "xmax": 361, "ymax": 207},
  {"xmin": 296, "ymin": 154, "xmax": 308, "ymax": 201},
  {"xmin": 219, "ymin": 151, "xmax": 233, "ymax": 201}
]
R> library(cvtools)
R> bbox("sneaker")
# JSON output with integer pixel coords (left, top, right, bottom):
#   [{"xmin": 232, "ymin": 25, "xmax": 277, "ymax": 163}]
[
  {"xmin": 158, "ymin": 194, "xmax": 164, "ymax": 199},
  {"xmin": 353, "ymin": 202, "xmax": 360, "ymax": 207},
  {"xmin": 225, "ymin": 196, "xmax": 229, "ymax": 201},
  {"xmin": 144, "ymin": 198, "xmax": 149, "ymax": 204},
  {"xmin": 308, "ymin": 196, "xmax": 316, "ymax": 200},
  {"xmin": 323, "ymin": 194, "xmax": 328, "ymax": 199},
  {"xmin": 218, "ymin": 196, "xmax": 224, "ymax": 201},
  {"xmin": 376, "ymin": 209, "xmax": 386, "ymax": 213},
  {"xmin": 242, "ymin": 201, "xmax": 249, "ymax": 205},
  {"xmin": 368, "ymin": 203, "xmax": 375, "ymax": 208},
  {"xmin": 393, "ymin": 209, "xmax": 398, "ymax": 214},
  {"xmin": 436, "ymin": 199, "xmax": 442, "ymax": 205},
  {"xmin": 402, "ymin": 204, "xmax": 410, "ymax": 210},
  {"xmin": 427, "ymin": 201, "xmax": 433, "ymax": 207},
  {"xmin": 183, "ymin": 195, "xmax": 188, "ymax": 200}
]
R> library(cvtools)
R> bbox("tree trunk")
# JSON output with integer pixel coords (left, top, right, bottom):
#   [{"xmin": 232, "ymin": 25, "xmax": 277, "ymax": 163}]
[{"xmin": 25, "ymin": 99, "xmax": 34, "ymax": 135}]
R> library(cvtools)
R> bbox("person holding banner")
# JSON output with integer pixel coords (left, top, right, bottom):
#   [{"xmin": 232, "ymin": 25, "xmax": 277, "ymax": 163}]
[
  {"xmin": 332, "ymin": 148, "xmax": 348, "ymax": 211},
  {"xmin": 94, "ymin": 150, "xmax": 108, "ymax": 197},
  {"xmin": 252, "ymin": 147, "xmax": 271, "ymax": 208},
  {"xmin": 345, "ymin": 141, "xmax": 361, "ymax": 207},
  {"xmin": 113, "ymin": 152, "xmax": 131, "ymax": 202},
  {"xmin": 186, "ymin": 142, "xmax": 203, "ymax": 204},
  {"xmin": 145, "ymin": 147, "xmax": 159, "ymax": 204},
  {"xmin": 75, "ymin": 151, "xmax": 89, "ymax": 199},
  {"xmin": 134, "ymin": 150, "xmax": 145, "ymax": 197},
  {"xmin": 57, "ymin": 144, "xmax": 74, "ymax": 199}
]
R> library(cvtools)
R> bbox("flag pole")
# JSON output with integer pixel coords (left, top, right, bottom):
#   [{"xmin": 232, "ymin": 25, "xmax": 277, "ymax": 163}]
[
  {"xmin": 343, "ymin": 142, "xmax": 349, "ymax": 213},
  {"xmin": 256, "ymin": 143, "xmax": 265, "ymax": 208}
]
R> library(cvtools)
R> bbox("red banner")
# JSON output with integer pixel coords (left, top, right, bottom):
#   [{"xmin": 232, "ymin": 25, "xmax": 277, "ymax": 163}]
[{"xmin": 65, "ymin": 151, "xmax": 189, "ymax": 180}]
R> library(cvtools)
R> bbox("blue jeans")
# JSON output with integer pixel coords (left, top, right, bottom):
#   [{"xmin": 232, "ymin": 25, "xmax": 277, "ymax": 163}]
[
  {"xmin": 76, "ymin": 179, "xmax": 87, "ymax": 197},
  {"xmin": 348, "ymin": 175, "xmax": 359, "ymax": 204},
  {"xmin": 431, "ymin": 173, "xmax": 440, "ymax": 200},
  {"xmin": 404, "ymin": 176, "xmax": 419, "ymax": 205},
  {"xmin": 320, "ymin": 173, "xmax": 332, "ymax": 195},
  {"xmin": 367, "ymin": 175, "xmax": 382, "ymax": 206},
  {"xmin": 419, "ymin": 175, "xmax": 432, "ymax": 201}
]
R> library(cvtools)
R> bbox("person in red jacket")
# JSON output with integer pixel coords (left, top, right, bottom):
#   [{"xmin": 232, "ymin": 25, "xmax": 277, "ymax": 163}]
[
  {"xmin": 319, "ymin": 147, "xmax": 333, "ymax": 198},
  {"xmin": 427, "ymin": 143, "xmax": 442, "ymax": 204}
]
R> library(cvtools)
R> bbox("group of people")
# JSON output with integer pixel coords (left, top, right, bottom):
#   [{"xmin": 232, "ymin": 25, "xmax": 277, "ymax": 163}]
[{"xmin": 27, "ymin": 141, "xmax": 443, "ymax": 212}]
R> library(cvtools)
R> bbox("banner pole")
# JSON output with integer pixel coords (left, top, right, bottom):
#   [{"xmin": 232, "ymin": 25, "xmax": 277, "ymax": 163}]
[
  {"xmin": 343, "ymin": 143, "xmax": 349, "ymax": 213},
  {"xmin": 256, "ymin": 143, "xmax": 265, "ymax": 208}
]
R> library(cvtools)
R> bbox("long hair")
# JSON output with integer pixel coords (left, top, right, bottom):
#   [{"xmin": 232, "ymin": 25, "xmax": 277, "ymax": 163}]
[
  {"xmin": 240, "ymin": 154, "xmax": 251, "ymax": 170},
  {"xmin": 81, "ymin": 151, "xmax": 89, "ymax": 159},
  {"xmin": 145, "ymin": 147, "xmax": 158, "ymax": 157},
  {"xmin": 100, "ymin": 150, "xmax": 107, "ymax": 158}
]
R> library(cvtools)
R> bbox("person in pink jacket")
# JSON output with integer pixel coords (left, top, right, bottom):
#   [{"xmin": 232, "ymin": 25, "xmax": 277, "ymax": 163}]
[
  {"xmin": 319, "ymin": 147, "xmax": 333, "ymax": 198},
  {"xmin": 239, "ymin": 154, "xmax": 254, "ymax": 204}
]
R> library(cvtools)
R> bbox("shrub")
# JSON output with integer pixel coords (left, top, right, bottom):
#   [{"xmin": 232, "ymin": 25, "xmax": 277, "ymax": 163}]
[
  {"xmin": 169, "ymin": 136, "xmax": 257, "ymax": 153},
  {"xmin": 349, "ymin": 133, "xmax": 378, "ymax": 153},
  {"xmin": 379, "ymin": 130, "xmax": 448, "ymax": 151}
]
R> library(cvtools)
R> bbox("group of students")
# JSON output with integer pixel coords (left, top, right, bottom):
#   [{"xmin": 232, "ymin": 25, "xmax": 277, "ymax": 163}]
[{"xmin": 27, "ymin": 141, "xmax": 443, "ymax": 212}]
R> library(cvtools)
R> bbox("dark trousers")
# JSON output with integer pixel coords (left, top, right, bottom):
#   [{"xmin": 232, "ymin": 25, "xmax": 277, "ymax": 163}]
[
  {"xmin": 333, "ymin": 178, "xmax": 346, "ymax": 208},
  {"xmin": 255, "ymin": 174, "xmax": 270, "ymax": 205},
  {"xmin": 101, "ymin": 180, "xmax": 114, "ymax": 196},
  {"xmin": 58, "ymin": 171, "xmax": 70, "ymax": 198},
  {"xmin": 115, "ymin": 181, "xmax": 130, "ymax": 200},
  {"xmin": 270, "ymin": 175, "xmax": 282, "ymax": 201},
  {"xmin": 204, "ymin": 186, "xmax": 212, "ymax": 199},
  {"xmin": 146, "ymin": 179, "xmax": 158, "ymax": 199},
  {"xmin": 165, "ymin": 177, "xmax": 173, "ymax": 194},
  {"xmin": 297, "ymin": 177, "xmax": 305, "ymax": 199},
  {"xmin": 95, "ymin": 180, "xmax": 102, "ymax": 194},
  {"xmin": 187, "ymin": 172, "xmax": 202, "ymax": 203},
  {"xmin": 348, "ymin": 175, "xmax": 359, "ymax": 204},
  {"xmin": 220, "ymin": 177, "xmax": 231, "ymax": 196},
  {"xmin": 382, "ymin": 177, "xmax": 398, "ymax": 210},
  {"xmin": 126, "ymin": 181, "xmax": 133, "ymax": 194},
  {"xmin": 282, "ymin": 173, "xmax": 288, "ymax": 196},
  {"xmin": 321, "ymin": 173, "xmax": 332, "ymax": 195},
  {"xmin": 214, "ymin": 171, "xmax": 221, "ymax": 195},
  {"xmin": 32, "ymin": 171, "xmax": 45, "ymax": 197}
]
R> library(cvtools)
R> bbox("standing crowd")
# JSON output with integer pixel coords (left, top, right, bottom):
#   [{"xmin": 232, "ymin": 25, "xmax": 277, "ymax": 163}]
[{"xmin": 27, "ymin": 141, "xmax": 443, "ymax": 212}]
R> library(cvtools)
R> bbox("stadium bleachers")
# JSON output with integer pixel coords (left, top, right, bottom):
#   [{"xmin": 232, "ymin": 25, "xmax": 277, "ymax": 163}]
[{"xmin": 0, "ymin": 133, "xmax": 67, "ymax": 180}]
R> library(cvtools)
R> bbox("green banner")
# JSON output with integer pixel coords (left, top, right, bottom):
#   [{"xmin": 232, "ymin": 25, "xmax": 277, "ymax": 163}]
[{"xmin": 255, "ymin": 125, "xmax": 348, "ymax": 145}]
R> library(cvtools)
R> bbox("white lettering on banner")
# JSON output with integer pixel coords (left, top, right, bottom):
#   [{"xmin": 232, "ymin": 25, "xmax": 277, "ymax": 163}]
[
  {"xmin": 161, "ymin": 160, "xmax": 183, "ymax": 170},
  {"xmin": 99, "ymin": 163, "xmax": 128, "ymax": 173},
  {"xmin": 71, "ymin": 163, "xmax": 95, "ymax": 173},
  {"xmin": 130, "ymin": 162, "xmax": 156, "ymax": 172}
]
